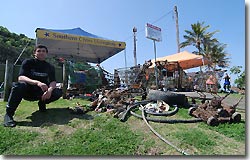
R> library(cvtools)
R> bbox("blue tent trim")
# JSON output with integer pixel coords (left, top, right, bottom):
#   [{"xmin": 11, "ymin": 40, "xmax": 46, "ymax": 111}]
[{"xmin": 37, "ymin": 27, "xmax": 106, "ymax": 39}]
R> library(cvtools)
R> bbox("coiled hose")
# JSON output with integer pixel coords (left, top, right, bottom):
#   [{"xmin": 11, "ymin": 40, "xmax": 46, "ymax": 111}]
[
  {"xmin": 130, "ymin": 110, "xmax": 202, "ymax": 123},
  {"xmin": 120, "ymin": 100, "xmax": 152, "ymax": 122},
  {"xmin": 120, "ymin": 100, "xmax": 202, "ymax": 123}
]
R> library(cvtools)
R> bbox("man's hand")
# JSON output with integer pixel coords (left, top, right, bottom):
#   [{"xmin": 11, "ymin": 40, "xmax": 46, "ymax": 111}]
[
  {"xmin": 37, "ymin": 82, "xmax": 48, "ymax": 92},
  {"xmin": 19, "ymin": 76, "xmax": 48, "ymax": 91},
  {"xmin": 41, "ymin": 90, "xmax": 52, "ymax": 101}
]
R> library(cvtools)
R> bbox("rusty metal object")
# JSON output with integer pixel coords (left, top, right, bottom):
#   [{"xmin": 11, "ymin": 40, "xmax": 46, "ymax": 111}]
[
  {"xmin": 89, "ymin": 89, "xmax": 136, "ymax": 116},
  {"xmin": 188, "ymin": 94, "xmax": 242, "ymax": 126}
]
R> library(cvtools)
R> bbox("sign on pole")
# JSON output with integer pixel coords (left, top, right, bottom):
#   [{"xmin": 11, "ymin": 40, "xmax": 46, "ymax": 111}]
[
  {"xmin": 145, "ymin": 23, "xmax": 162, "ymax": 42},
  {"xmin": 145, "ymin": 23, "xmax": 162, "ymax": 89}
]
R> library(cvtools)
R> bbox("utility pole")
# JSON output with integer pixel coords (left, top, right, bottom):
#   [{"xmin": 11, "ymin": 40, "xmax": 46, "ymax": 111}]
[
  {"xmin": 174, "ymin": 5, "xmax": 180, "ymax": 53},
  {"xmin": 133, "ymin": 27, "xmax": 137, "ymax": 66}
]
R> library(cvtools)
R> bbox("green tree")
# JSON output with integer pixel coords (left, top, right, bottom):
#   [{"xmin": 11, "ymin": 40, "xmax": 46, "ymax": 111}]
[
  {"xmin": 0, "ymin": 26, "xmax": 35, "ymax": 64},
  {"xmin": 204, "ymin": 43, "xmax": 230, "ymax": 70},
  {"xmin": 235, "ymin": 71, "xmax": 245, "ymax": 89},
  {"xmin": 230, "ymin": 66, "xmax": 245, "ymax": 89}
]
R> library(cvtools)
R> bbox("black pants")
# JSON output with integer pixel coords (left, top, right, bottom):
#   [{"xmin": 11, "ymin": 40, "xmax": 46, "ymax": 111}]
[{"xmin": 6, "ymin": 82, "xmax": 62, "ymax": 116}]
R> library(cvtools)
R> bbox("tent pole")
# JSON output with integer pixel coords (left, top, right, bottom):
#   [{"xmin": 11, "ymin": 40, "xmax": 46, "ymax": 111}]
[
  {"xmin": 124, "ymin": 49, "xmax": 128, "ymax": 86},
  {"xmin": 14, "ymin": 40, "xmax": 30, "ymax": 65},
  {"xmin": 124, "ymin": 48, "xmax": 127, "ymax": 69}
]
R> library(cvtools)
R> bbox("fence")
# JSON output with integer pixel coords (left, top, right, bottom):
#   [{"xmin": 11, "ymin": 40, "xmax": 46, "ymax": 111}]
[
  {"xmin": 0, "ymin": 60, "xmax": 114, "ymax": 101},
  {"xmin": 115, "ymin": 65, "xmax": 148, "ymax": 88}
]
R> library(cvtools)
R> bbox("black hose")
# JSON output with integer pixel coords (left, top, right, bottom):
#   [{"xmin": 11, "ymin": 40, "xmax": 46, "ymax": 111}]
[
  {"xmin": 120, "ymin": 100, "xmax": 153, "ymax": 122},
  {"xmin": 130, "ymin": 111, "xmax": 202, "ymax": 123}
]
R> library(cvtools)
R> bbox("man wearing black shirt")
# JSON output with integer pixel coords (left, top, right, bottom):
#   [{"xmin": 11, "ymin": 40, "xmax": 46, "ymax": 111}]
[{"xmin": 4, "ymin": 45, "xmax": 62, "ymax": 127}]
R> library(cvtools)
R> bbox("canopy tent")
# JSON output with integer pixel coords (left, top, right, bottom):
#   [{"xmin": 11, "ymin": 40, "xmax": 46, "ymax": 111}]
[
  {"xmin": 150, "ymin": 50, "xmax": 209, "ymax": 70},
  {"xmin": 35, "ymin": 27, "xmax": 126, "ymax": 63}
]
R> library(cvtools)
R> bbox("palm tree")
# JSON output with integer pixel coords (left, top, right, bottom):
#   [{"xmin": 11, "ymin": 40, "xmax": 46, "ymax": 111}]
[
  {"xmin": 180, "ymin": 21, "xmax": 219, "ymax": 56},
  {"xmin": 204, "ymin": 43, "xmax": 230, "ymax": 70},
  {"xmin": 180, "ymin": 21, "xmax": 231, "ymax": 71}
]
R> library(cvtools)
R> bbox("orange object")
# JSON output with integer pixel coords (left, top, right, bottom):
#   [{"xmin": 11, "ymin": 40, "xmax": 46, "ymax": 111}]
[{"xmin": 150, "ymin": 51, "xmax": 210, "ymax": 70}]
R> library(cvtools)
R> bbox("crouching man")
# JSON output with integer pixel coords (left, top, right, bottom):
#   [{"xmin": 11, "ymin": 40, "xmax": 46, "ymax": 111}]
[{"xmin": 3, "ymin": 44, "xmax": 62, "ymax": 127}]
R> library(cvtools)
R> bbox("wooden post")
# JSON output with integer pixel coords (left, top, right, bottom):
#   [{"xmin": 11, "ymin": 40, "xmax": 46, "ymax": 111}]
[
  {"xmin": 3, "ymin": 60, "xmax": 13, "ymax": 101},
  {"xmin": 174, "ymin": 6, "xmax": 180, "ymax": 53},
  {"xmin": 62, "ymin": 62, "xmax": 68, "ymax": 98}
]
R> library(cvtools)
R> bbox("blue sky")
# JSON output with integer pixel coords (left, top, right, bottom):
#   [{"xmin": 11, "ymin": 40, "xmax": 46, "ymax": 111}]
[{"xmin": 0, "ymin": 0, "xmax": 246, "ymax": 85}]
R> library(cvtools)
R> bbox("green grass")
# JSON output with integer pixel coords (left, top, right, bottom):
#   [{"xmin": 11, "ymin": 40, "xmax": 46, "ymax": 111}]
[
  {"xmin": 204, "ymin": 122, "xmax": 246, "ymax": 142},
  {"xmin": 0, "ymin": 126, "xmax": 38, "ymax": 154},
  {"xmin": 174, "ymin": 128, "xmax": 216, "ymax": 154},
  {"xmin": 12, "ymin": 114, "xmax": 152, "ymax": 155},
  {"xmin": 0, "ymin": 97, "xmax": 246, "ymax": 155}
]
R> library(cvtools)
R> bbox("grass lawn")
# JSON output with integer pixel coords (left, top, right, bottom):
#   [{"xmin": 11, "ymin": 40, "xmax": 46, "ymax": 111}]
[{"xmin": 0, "ymin": 95, "xmax": 246, "ymax": 156}]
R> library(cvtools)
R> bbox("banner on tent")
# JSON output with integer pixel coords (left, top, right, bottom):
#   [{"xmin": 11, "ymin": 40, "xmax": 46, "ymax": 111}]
[{"xmin": 36, "ymin": 29, "xmax": 126, "ymax": 49}]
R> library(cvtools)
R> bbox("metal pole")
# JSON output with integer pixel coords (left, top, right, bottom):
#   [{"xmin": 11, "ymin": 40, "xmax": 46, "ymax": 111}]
[
  {"xmin": 124, "ymin": 48, "xmax": 127, "ymax": 69},
  {"xmin": 153, "ymin": 40, "xmax": 158, "ymax": 88},
  {"xmin": 124, "ymin": 48, "xmax": 128, "ymax": 86},
  {"xmin": 133, "ymin": 27, "xmax": 137, "ymax": 66}
]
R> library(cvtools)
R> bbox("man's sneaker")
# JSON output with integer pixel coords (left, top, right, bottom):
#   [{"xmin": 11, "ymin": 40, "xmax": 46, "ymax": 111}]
[
  {"xmin": 4, "ymin": 114, "xmax": 16, "ymax": 127},
  {"xmin": 38, "ymin": 101, "xmax": 47, "ymax": 112}
]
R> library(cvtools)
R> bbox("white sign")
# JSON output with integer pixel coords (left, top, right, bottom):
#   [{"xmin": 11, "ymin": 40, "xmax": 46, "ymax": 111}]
[{"xmin": 145, "ymin": 23, "xmax": 162, "ymax": 42}]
